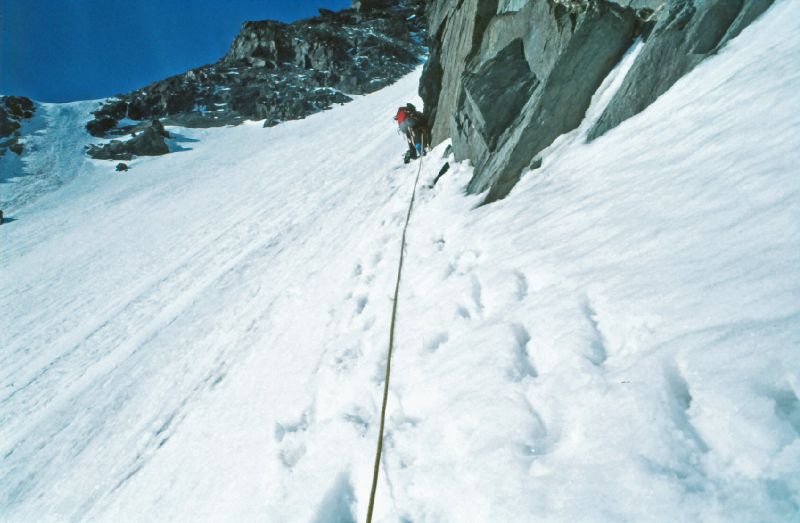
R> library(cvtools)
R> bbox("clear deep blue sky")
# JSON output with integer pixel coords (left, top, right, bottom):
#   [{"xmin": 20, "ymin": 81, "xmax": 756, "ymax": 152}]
[{"xmin": 1, "ymin": 0, "xmax": 352, "ymax": 102}]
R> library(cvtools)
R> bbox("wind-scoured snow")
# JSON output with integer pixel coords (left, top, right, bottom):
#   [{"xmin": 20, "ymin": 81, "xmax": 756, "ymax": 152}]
[{"xmin": 1, "ymin": 1, "xmax": 799, "ymax": 521}]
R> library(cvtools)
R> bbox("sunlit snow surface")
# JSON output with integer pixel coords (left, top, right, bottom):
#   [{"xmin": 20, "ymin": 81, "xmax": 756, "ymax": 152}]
[{"xmin": 2, "ymin": 2, "xmax": 799, "ymax": 521}]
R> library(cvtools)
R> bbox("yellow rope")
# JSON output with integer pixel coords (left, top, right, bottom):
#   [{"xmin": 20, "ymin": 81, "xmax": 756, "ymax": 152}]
[{"xmin": 366, "ymin": 157, "xmax": 424, "ymax": 523}]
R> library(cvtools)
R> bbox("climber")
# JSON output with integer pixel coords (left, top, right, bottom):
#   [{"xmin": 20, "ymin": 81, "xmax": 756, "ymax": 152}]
[
  {"xmin": 408, "ymin": 103, "xmax": 431, "ymax": 153},
  {"xmin": 394, "ymin": 103, "xmax": 429, "ymax": 164}
]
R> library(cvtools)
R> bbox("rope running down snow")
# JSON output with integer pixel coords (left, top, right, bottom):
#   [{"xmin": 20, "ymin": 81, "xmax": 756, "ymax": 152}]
[{"xmin": 365, "ymin": 157, "xmax": 424, "ymax": 523}]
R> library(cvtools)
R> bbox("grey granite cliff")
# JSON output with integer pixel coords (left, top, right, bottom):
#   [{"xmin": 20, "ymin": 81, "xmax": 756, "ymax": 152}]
[{"xmin": 420, "ymin": 0, "xmax": 773, "ymax": 202}]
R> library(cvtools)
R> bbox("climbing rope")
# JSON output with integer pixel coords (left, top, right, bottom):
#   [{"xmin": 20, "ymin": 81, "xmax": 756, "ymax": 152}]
[{"xmin": 365, "ymin": 157, "xmax": 424, "ymax": 523}]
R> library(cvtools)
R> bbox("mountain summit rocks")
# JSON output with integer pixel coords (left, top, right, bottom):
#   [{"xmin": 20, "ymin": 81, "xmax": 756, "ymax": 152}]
[
  {"xmin": 86, "ymin": 1, "xmax": 425, "ymax": 144},
  {"xmin": 420, "ymin": 0, "xmax": 774, "ymax": 203}
]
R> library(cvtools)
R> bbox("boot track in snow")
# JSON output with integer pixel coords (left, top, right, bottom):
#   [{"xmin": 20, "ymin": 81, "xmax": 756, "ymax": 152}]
[{"xmin": 366, "ymin": 157, "xmax": 424, "ymax": 523}]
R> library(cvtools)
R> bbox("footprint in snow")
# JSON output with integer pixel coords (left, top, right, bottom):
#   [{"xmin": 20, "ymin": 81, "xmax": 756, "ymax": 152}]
[
  {"xmin": 456, "ymin": 306, "xmax": 471, "ymax": 320},
  {"xmin": 274, "ymin": 407, "xmax": 312, "ymax": 442},
  {"xmin": 514, "ymin": 270, "xmax": 529, "ymax": 301},
  {"xmin": 508, "ymin": 323, "xmax": 537, "ymax": 381},
  {"xmin": 479, "ymin": 269, "xmax": 530, "ymax": 314},
  {"xmin": 581, "ymin": 297, "xmax": 608, "ymax": 366},
  {"xmin": 452, "ymin": 249, "xmax": 481, "ymax": 276},
  {"xmin": 274, "ymin": 407, "xmax": 314, "ymax": 468},
  {"xmin": 330, "ymin": 343, "xmax": 362, "ymax": 373},
  {"xmin": 470, "ymin": 274, "xmax": 484, "ymax": 315},
  {"xmin": 354, "ymin": 295, "xmax": 368, "ymax": 315},
  {"xmin": 310, "ymin": 473, "xmax": 356, "ymax": 523},
  {"xmin": 342, "ymin": 408, "xmax": 371, "ymax": 436},
  {"xmin": 423, "ymin": 332, "xmax": 449, "ymax": 353}
]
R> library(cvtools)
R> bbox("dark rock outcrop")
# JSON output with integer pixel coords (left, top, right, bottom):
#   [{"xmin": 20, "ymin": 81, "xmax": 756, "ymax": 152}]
[
  {"xmin": 420, "ymin": 0, "xmax": 500, "ymax": 146},
  {"xmin": 87, "ymin": 140, "xmax": 133, "ymax": 161},
  {"xmin": 588, "ymin": 0, "xmax": 774, "ymax": 139},
  {"xmin": 86, "ymin": 2, "xmax": 426, "ymax": 139},
  {"xmin": 86, "ymin": 120, "xmax": 170, "ymax": 160},
  {"xmin": 425, "ymin": 0, "xmax": 640, "ymax": 202},
  {"xmin": 420, "ymin": 0, "xmax": 774, "ymax": 203},
  {"xmin": 3, "ymin": 96, "xmax": 35, "ymax": 121},
  {"xmin": 86, "ymin": 100, "xmax": 128, "ymax": 137},
  {"xmin": 86, "ymin": 116, "xmax": 118, "ymax": 138},
  {"xmin": 0, "ymin": 96, "xmax": 35, "ymax": 157}
]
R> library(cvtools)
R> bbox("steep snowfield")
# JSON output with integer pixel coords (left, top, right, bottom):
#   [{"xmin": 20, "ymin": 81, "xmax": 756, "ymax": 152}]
[
  {"xmin": 2, "ymin": 2, "xmax": 799, "ymax": 521},
  {"xmin": 0, "ymin": 100, "xmax": 107, "ymax": 215}
]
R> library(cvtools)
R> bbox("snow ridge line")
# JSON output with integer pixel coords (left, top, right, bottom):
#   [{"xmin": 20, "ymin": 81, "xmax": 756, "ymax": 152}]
[{"xmin": 366, "ymin": 157, "xmax": 424, "ymax": 523}]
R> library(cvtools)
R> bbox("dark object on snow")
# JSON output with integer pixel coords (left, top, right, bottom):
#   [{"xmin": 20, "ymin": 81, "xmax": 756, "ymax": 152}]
[
  {"xmin": 433, "ymin": 162, "xmax": 450, "ymax": 186},
  {"xmin": 442, "ymin": 144, "xmax": 452, "ymax": 159},
  {"xmin": 0, "ymin": 210, "xmax": 3, "ymax": 225},
  {"xmin": 87, "ymin": 120, "xmax": 170, "ymax": 160},
  {"xmin": 116, "ymin": 163, "xmax": 129, "ymax": 172}
]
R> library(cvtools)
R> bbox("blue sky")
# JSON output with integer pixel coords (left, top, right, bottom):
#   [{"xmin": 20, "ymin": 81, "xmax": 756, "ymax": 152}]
[{"xmin": 1, "ymin": 0, "xmax": 352, "ymax": 102}]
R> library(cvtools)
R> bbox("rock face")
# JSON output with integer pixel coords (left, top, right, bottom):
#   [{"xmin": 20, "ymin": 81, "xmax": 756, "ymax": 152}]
[
  {"xmin": 0, "ymin": 96, "xmax": 35, "ymax": 157},
  {"xmin": 86, "ymin": 2, "xmax": 425, "ymax": 140},
  {"xmin": 419, "ymin": 0, "xmax": 500, "ymax": 147},
  {"xmin": 420, "ymin": 0, "xmax": 774, "ymax": 203},
  {"xmin": 588, "ymin": 0, "xmax": 774, "ymax": 139},
  {"xmin": 86, "ymin": 120, "xmax": 170, "ymax": 160}
]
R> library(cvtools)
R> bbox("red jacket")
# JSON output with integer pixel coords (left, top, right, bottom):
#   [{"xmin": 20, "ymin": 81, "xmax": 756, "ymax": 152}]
[{"xmin": 395, "ymin": 108, "xmax": 410, "ymax": 124}]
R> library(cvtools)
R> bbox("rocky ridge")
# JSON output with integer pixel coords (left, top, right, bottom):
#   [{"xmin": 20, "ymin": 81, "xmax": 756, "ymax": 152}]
[
  {"xmin": 86, "ymin": 120, "xmax": 171, "ymax": 161},
  {"xmin": 85, "ymin": 0, "xmax": 425, "ymax": 161},
  {"xmin": 0, "ymin": 96, "xmax": 35, "ymax": 157},
  {"xmin": 420, "ymin": 0, "xmax": 774, "ymax": 202}
]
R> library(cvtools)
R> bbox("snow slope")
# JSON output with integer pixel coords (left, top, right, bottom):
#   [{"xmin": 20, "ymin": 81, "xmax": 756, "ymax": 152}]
[
  {"xmin": 1, "ymin": 1, "xmax": 799, "ymax": 521},
  {"xmin": 0, "ymin": 100, "xmax": 105, "ymax": 215}
]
